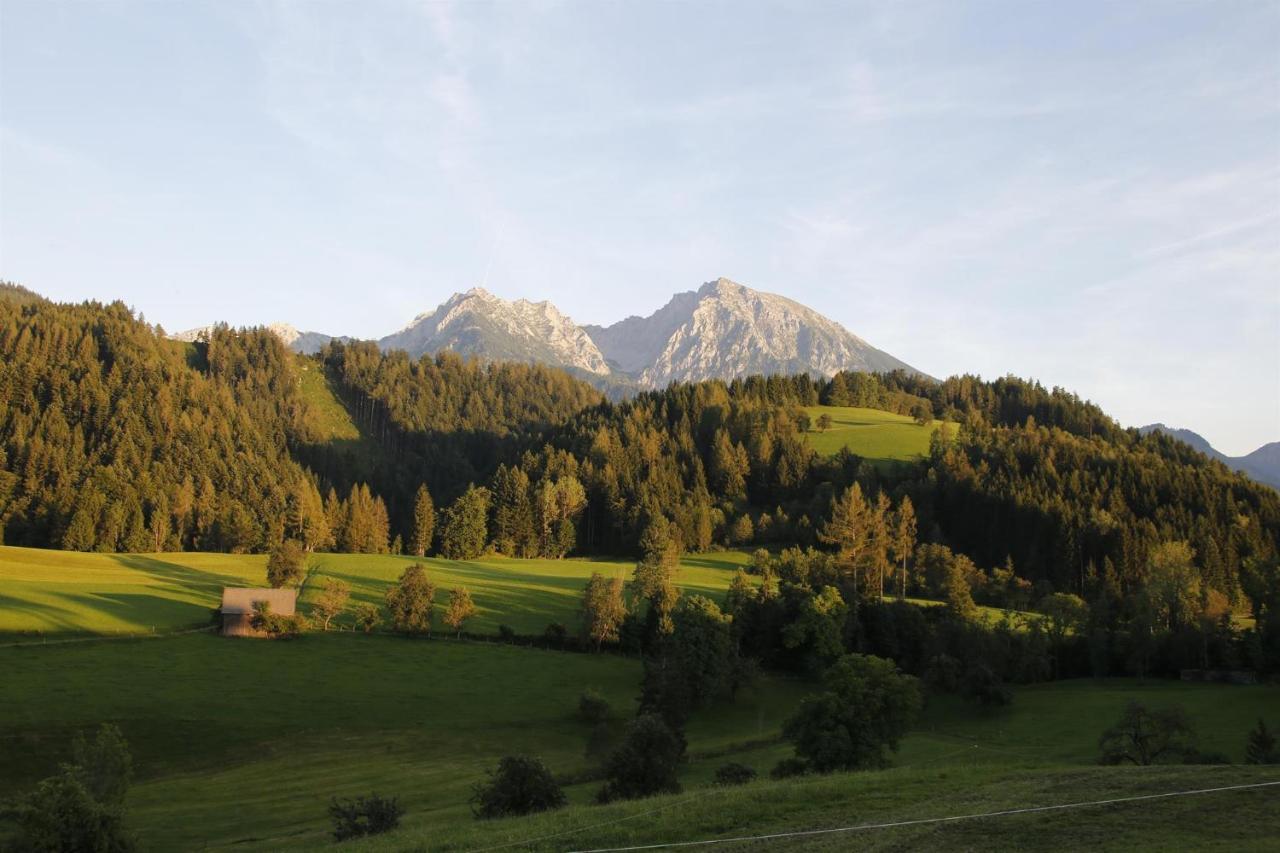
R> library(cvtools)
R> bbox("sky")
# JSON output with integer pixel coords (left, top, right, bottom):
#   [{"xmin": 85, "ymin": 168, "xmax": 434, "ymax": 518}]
[{"xmin": 1, "ymin": 1, "xmax": 1277, "ymax": 455}]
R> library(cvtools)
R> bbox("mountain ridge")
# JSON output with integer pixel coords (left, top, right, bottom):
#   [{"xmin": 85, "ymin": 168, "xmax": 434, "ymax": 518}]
[
  {"xmin": 166, "ymin": 277, "xmax": 926, "ymax": 389},
  {"xmin": 1140, "ymin": 423, "xmax": 1279, "ymax": 489}
]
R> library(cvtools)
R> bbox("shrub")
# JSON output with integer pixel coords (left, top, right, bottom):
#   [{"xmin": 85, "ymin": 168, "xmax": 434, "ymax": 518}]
[
  {"xmin": 545, "ymin": 622, "xmax": 568, "ymax": 646},
  {"xmin": 13, "ymin": 724, "xmax": 135, "ymax": 852},
  {"xmin": 770, "ymin": 757, "xmax": 809, "ymax": 779},
  {"xmin": 471, "ymin": 756, "xmax": 566, "ymax": 819},
  {"xmin": 249, "ymin": 601, "xmax": 305, "ymax": 639},
  {"xmin": 713, "ymin": 763, "xmax": 757, "ymax": 786},
  {"xmin": 266, "ymin": 539, "xmax": 305, "ymax": 588},
  {"xmin": 1246, "ymin": 719, "xmax": 1278, "ymax": 765},
  {"xmin": 924, "ymin": 653, "xmax": 962, "ymax": 693},
  {"xmin": 328, "ymin": 793, "xmax": 403, "ymax": 841},
  {"xmin": 498, "ymin": 624, "xmax": 517, "ymax": 643},
  {"xmin": 578, "ymin": 689, "xmax": 611, "ymax": 725},
  {"xmin": 597, "ymin": 714, "xmax": 683, "ymax": 803},
  {"xmin": 961, "ymin": 662, "xmax": 1012, "ymax": 707},
  {"xmin": 354, "ymin": 603, "xmax": 381, "ymax": 634}
]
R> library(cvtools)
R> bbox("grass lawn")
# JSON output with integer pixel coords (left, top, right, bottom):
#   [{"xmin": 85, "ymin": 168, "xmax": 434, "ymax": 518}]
[
  {"xmin": 369, "ymin": 763, "xmax": 1280, "ymax": 852},
  {"xmin": 0, "ymin": 546, "xmax": 752, "ymax": 638},
  {"xmin": 0, "ymin": 633, "xmax": 809, "ymax": 852},
  {"xmin": 802, "ymin": 405, "xmax": 947, "ymax": 465}
]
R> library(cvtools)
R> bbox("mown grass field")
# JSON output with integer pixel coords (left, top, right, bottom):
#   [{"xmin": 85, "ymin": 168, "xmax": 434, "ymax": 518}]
[
  {"xmin": 363, "ymin": 763, "xmax": 1280, "ymax": 852},
  {"xmin": 0, "ymin": 546, "xmax": 751, "ymax": 638},
  {"xmin": 0, "ymin": 632, "xmax": 809, "ymax": 851},
  {"xmin": 802, "ymin": 405, "xmax": 946, "ymax": 464},
  {"xmin": 3, "ymin": 628, "xmax": 1275, "ymax": 851}
]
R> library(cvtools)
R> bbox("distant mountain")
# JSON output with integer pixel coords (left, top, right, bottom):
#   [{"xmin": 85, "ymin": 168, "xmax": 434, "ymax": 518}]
[
  {"xmin": 171, "ymin": 323, "xmax": 338, "ymax": 355},
  {"xmin": 584, "ymin": 278, "xmax": 923, "ymax": 387},
  {"xmin": 169, "ymin": 277, "xmax": 924, "ymax": 388},
  {"xmin": 1140, "ymin": 423, "xmax": 1280, "ymax": 489},
  {"xmin": 378, "ymin": 287, "xmax": 611, "ymax": 376}
]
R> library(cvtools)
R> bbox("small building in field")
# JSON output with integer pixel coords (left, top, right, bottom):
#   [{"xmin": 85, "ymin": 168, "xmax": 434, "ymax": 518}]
[{"xmin": 220, "ymin": 588, "xmax": 297, "ymax": 637}]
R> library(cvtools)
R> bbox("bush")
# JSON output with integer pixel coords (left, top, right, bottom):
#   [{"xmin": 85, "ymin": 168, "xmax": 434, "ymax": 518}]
[
  {"xmin": 328, "ymin": 793, "xmax": 403, "ymax": 841},
  {"xmin": 770, "ymin": 757, "xmax": 809, "ymax": 779},
  {"xmin": 597, "ymin": 714, "xmax": 684, "ymax": 803},
  {"xmin": 924, "ymin": 654, "xmax": 962, "ymax": 693},
  {"xmin": 545, "ymin": 622, "xmax": 568, "ymax": 646},
  {"xmin": 12, "ymin": 724, "xmax": 135, "ymax": 852},
  {"xmin": 713, "ymin": 762, "xmax": 756, "ymax": 786},
  {"xmin": 471, "ymin": 756, "xmax": 566, "ymax": 819},
  {"xmin": 578, "ymin": 689, "xmax": 611, "ymax": 725},
  {"xmin": 1245, "ymin": 719, "xmax": 1278, "ymax": 765},
  {"xmin": 961, "ymin": 662, "xmax": 1012, "ymax": 707},
  {"xmin": 266, "ymin": 539, "xmax": 305, "ymax": 588},
  {"xmin": 498, "ymin": 624, "xmax": 517, "ymax": 643}
]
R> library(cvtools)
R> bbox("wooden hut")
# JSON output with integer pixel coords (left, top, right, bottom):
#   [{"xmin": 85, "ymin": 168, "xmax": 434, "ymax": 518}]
[{"xmin": 220, "ymin": 588, "xmax": 297, "ymax": 637}]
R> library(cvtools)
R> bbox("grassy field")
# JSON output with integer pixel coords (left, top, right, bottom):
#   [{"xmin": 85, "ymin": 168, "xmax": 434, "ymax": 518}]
[
  {"xmin": 3, "ymin": 629, "xmax": 1275, "ymax": 851},
  {"xmin": 802, "ymin": 405, "xmax": 947, "ymax": 464},
  {"xmin": 0, "ymin": 633, "xmax": 809, "ymax": 851},
  {"xmin": 358, "ymin": 764, "xmax": 1280, "ymax": 852},
  {"xmin": 0, "ymin": 546, "xmax": 751, "ymax": 638}
]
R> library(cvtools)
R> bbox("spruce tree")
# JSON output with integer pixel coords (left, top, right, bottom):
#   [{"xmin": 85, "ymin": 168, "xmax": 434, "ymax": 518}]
[{"xmin": 410, "ymin": 484, "xmax": 436, "ymax": 557}]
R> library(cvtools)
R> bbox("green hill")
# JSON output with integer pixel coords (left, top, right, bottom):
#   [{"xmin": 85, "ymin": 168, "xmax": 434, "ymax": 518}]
[
  {"xmin": 0, "ymin": 545, "xmax": 751, "ymax": 638},
  {"xmin": 802, "ymin": 405, "xmax": 947, "ymax": 464}
]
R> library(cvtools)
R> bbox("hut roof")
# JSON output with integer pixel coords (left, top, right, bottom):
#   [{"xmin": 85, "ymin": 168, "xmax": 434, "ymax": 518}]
[{"xmin": 220, "ymin": 587, "xmax": 297, "ymax": 616}]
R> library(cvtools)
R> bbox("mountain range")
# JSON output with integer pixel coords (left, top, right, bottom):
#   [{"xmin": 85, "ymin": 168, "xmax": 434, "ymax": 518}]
[
  {"xmin": 1139, "ymin": 424, "xmax": 1280, "ymax": 489},
  {"xmin": 174, "ymin": 277, "xmax": 924, "ymax": 387}
]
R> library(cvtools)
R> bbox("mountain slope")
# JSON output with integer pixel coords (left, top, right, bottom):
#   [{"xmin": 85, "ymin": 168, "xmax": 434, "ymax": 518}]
[
  {"xmin": 585, "ymin": 278, "xmax": 923, "ymax": 387},
  {"xmin": 1140, "ymin": 424, "xmax": 1279, "ymax": 489},
  {"xmin": 378, "ymin": 288, "xmax": 611, "ymax": 376}
]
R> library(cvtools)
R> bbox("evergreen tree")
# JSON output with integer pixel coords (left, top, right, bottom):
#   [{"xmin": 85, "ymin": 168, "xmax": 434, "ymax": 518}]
[
  {"xmin": 410, "ymin": 484, "xmax": 436, "ymax": 557},
  {"xmin": 632, "ymin": 518, "xmax": 682, "ymax": 635},
  {"xmin": 439, "ymin": 485, "xmax": 491, "ymax": 560}
]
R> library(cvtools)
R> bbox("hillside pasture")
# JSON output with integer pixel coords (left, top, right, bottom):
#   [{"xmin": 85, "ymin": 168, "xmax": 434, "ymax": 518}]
[
  {"xmin": 803, "ymin": 405, "xmax": 946, "ymax": 464},
  {"xmin": 2, "ymin": 631, "xmax": 1275, "ymax": 851},
  {"xmin": 0, "ymin": 633, "xmax": 808, "ymax": 852},
  {"xmin": 0, "ymin": 546, "xmax": 752, "ymax": 638}
]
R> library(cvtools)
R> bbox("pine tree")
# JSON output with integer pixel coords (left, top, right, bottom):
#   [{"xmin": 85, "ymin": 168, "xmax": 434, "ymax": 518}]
[
  {"xmin": 632, "ymin": 518, "xmax": 681, "ymax": 635},
  {"xmin": 490, "ymin": 466, "xmax": 533, "ymax": 556},
  {"xmin": 819, "ymin": 483, "xmax": 875, "ymax": 598},
  {"xmin": 1245, "ymin": 719, "xmax": 1278, "ymax": 765},
  {"xmin": 439, "ymin": 485, "xmax": 491, "ymax": 560},
  {"xmin": 891, "ymin": 496, "xmax": 917, "ymax": 599},
  {"xmin": 410, "ymin": 484, "xmax": 436, "ymax": 557}
]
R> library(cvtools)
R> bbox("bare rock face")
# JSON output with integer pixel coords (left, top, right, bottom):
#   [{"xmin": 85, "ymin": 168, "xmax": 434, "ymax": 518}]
[
  {"xmin": 173, "ymin": 277, "xmax": 923, "ymax": 387},
  {"xmin": 378, "ymin": 287, "xmax": 611, "ymax": 376},
  {"xmin": 586, "ymin": 278, "xmax": 920, "ymax": 387}
]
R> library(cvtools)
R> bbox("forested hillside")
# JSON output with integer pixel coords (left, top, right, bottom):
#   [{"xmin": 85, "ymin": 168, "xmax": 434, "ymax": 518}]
[
  {"xmin": 0, "ymin": 290, "xmax": 326, "ymax": 552},
  {"xmin": 2, "ymin": 289, "xmax": 1278, "ymax": 628}
]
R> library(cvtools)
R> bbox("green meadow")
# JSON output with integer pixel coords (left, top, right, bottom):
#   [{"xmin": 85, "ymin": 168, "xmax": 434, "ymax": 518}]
[
  {"xmin": 802, "ymin": 405, "xmax": 946, "ymax": 464},
  {"xmin": 2, "ymin": 629, "xmax": 1275, "ymax": 851},
  {"xmin": 0, "ymin": 545, "xmax": 751, "ymax": 638},
  {"xmin": 4, "ymin": 544, "xmax": 1277, "ymax": 851},
  {"xmin": 0, "ymin": 632, "xmax": 809, "ymax": 851}
]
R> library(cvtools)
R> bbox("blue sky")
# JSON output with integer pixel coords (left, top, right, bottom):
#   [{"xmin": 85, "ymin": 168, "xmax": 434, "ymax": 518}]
[{"xmin": 1, "ymin": 1, "xmax": 1277, "ymax": 454}]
